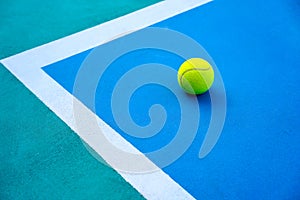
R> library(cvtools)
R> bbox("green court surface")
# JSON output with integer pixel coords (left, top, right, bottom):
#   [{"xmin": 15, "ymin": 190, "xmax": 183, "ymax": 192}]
[{"xmin": 0, "ymin": 0, "xmax": 161, "ymax": 199}]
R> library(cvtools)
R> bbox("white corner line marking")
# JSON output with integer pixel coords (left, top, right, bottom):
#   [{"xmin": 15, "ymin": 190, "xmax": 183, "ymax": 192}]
[
  {"xmin": 1, "ymin": 0, "xmax": 212, "ymax": 66},
  {"xmin": 0, "ymin": 0, "xmax": 212, "ymax": 199}
]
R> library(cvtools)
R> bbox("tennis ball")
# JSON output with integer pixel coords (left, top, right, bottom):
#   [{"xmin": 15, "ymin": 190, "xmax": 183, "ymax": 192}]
[{"xmin": 177, "ymin": 58, "xmax": 214, "ymax": 95}]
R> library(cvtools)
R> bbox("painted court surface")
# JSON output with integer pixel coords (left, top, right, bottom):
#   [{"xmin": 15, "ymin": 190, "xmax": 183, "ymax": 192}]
[{"xmin": 1, "ymin": 0, "xmax": 300, "ymax": 199}]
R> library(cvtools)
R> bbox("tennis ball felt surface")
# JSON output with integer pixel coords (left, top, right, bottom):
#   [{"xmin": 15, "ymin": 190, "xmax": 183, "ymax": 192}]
[{"xmin": 178, "ymin": 58, "xmax": 214, "ymax": 95}]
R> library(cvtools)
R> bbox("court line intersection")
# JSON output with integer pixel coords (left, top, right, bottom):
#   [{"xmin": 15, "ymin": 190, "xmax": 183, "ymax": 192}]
[{"xmin": 0, "ymin": 0, "xmax": 212, "ymax": 199}]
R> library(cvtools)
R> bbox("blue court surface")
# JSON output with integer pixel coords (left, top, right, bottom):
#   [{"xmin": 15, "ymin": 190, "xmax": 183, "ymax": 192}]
[{"xmin": 3, "ymin": 0, "xmax": 300, "ymax": 199}]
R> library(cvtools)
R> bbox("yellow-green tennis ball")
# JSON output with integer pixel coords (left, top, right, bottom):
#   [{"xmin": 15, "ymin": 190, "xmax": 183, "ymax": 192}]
[{"xmin": 178, "ymin": 58, "xmax": 214, "ymax": 95}]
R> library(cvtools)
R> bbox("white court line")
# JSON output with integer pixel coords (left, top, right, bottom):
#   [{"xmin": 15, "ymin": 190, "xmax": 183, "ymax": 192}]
[{"xmin": 1, "ymin": 0, "xmax": 212, "ymax": 199}]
